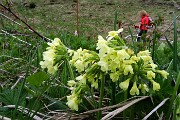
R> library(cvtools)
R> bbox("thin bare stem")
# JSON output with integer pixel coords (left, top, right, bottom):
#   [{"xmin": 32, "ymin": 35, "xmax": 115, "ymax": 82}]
[{"xmin": 0, "ymin": 3, "xmax": 51, "ymax": 42}]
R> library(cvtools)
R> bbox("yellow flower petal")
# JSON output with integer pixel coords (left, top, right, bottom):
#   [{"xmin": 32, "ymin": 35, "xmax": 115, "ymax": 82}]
[
  {"xmin": 156, "ymin": 70, "xmax": 169, "ymax": 79},
  {"xmin": 147, "ymin": 71, "xmax": 155, "ymax": 80},
  {"xmin": 67, "ymin": 80, "xmax": 76, "ymax": 87},
  {"xmin": 124, "ymin": 65, "xmax": 134, "ymax": 75},
  {"xmin": 130, "ymin": 81, "xmax": 139, "ymax": 95},
  {"xmin": 67, "ymin": 94, "xmax": 79, "ymax": 111},
  {"xmin": 119, "ymin": 78, "xmax": 130, "ymax": 91},
  {"xmin": 151, "ymin": 80, "xmax": 160, "ymax": 91}
]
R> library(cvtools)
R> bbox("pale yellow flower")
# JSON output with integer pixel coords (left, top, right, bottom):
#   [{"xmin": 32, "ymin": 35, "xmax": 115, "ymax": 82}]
[
  {"xmin": 97, "ymin": 60, "xmax": 108, "ymax": 72},
  {"xmin": 110, "ymin": 71, "xmax": 119, "ymax": 82},
  {"xmin": 119, "ymin": 78, "xmax": 130, "ymax": 91},
  {"xmin": 107, "ymin": 31, "xmax": 118, "ymax": 41},
  {"xmin": 127, "ymin": 49, "xmax": 134, "ymax": 55},
  {"xmin": 91, "ymin": 80, "xmax": 98, "ymax": 89},
  {"xmin": 156, "ymin": 70, "xmax": 169, "ymax": 79},
  {"xmin": 130, "ymin": 56, "xmax": 139, "ymax": 63},
  {"xmin": 151, "ymin": 80, "xmax": 160, "ymax": 91},
  {"xmin": 68, "ymin": 49, "xmax": 74, "ymax": 56},
  {"xmin": 139, "ymin": 84, "xmax": 149, "ymax": 94},
  {"xmin": 147, "ymin": 71, "xmax": 155, "ymax": 80},
  {"xmin": 96, "ymin": 35, "xmax": 107, "ymax": 50},
  {"xmin": 47, "ymin": 64, "xmax": 58, "ymax": 74},
  {"xmin": 107, "ymin": 28, "xmax": 123, "ymax": 41},
  {"xmin": 74, "ymin": 60, "xmax": 85, "ymax": 72},
  {"xmin": 137, "ymin": 50, "xmax": 151, "ymax": 57},
  {"xmin": 43, "ymin": 49, "xmax": 56, "ymax": 61},
  {"xmin": 117, "ymin": 49, "xmax": 130, "ymax": 60},
  {"xmin": 140, "ymin": 56, "xmax": 152, "ymax": 64},
  {"xmin": 123, "ymin": 65, "xmax": 134, "ymax": 75},
  {"xmin": 40, "ymin": 61, "xmax": 50, "ymax": 69},
  {"xmin": 66, "ymin": 93, "xmax": 79, "ymax": 111},
  {"xmin": 130, "ymin": 81, "xmax": 139, "ymax": 95},
  {"xmin": 109, "ymin": 60, "xmax": 119, "ymax": 72},
  {"xmin": 76, "ymin": 75, "xmax": 86, "ymax": 84},
  {"xmin": 149, "ymin": 63, "xmax": 158, "ymax": 70},
  {"xmin": 67, "ymin": 80, "xmax": 76, "ymax": 87},
  {"xmin": 123, "ymin": 59, "xmax": 135, "ymax": 65}
]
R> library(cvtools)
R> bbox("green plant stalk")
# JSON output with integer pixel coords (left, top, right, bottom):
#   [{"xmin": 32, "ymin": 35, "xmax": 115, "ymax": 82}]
[
  {"xmin": 97, "ymin": 74, "xmax": 105, "ymax": 120},
  {"xmin": 130, "ymin": 105, "xmax": 135, "ymax": 120},
  {"xmin": 128, "ymin": 26, "xmax": 136, "ymax": 53},
  {"xmin": 173, "ymin": 93, "xmax": 180, "ymax": 120},
  {"xmin": 111, "ymin": 81, "xmax": 116, "ymax": 105},
  {"xmin": 36, "ymin": 44, "xmax": 42, "ymax": 68},
  {"xmin": 61, "ymin": 61, "xmax": 67, "ymax": 97},
  {"xmin": 66, "ymin": 57, "xmax": 75, "ymax": 80},
  {"xmin": 165, "ymin": 36, "xmax": 180, "ymax": 63},
  {"xmin": 167, "ymin": 72, "xmax": 180, "ymax": 119},
  {"xmin": 173, "ymin": 13, "xmax": 178, "ymax": 72},
  {"xmin": 152, "ymin": 31, "xmax": 157, "ymax": 61},
  {"xmin": 13, "ymin": 70, "xmax": 28, "ymax": 119},
  {"xmin": 12, "ymin": 46, "xmax": 33, "ymax": 119},
  {"xmin": 123, "ymin": 90, "xmax": 128, "ymax": 120},
  {"xmin": 87, "ymin": 87, "xmax": 97, "ymax": 109},
  {"xmin": 172, "ymin": 99, "xmax": 178, "ymax": 120}
]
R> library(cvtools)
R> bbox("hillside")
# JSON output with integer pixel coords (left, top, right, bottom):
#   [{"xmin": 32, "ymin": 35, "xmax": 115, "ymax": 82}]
[{"xmin": 1, "ymin": 0, "xmax": 180, "ymax": 40}]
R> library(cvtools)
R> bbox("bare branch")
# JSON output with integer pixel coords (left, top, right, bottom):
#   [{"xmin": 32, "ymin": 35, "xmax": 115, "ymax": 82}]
[
  {"xmin": 0, "ymin": 3, "xmax": 51, "ymax": 42},
  {"xmin": 142, "ymin": 98, "xmax": 169, "ymax": 120},
  {"xmin": 102, "ymin": 96, "xmax": 149, "ymax": 120}
]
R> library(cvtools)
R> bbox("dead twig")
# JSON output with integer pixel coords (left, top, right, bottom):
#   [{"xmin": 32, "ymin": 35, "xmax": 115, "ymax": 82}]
[
  {"xmin": 142, "ymin": 98, "xmax": 169, "ymax": 120},
  {"xmin": 101, "ymin": 96, "xmax": 149, "ymax": 120},
  {"xmin": 0, "ymin": 3, "xmax": 51, "ymax": 42}
]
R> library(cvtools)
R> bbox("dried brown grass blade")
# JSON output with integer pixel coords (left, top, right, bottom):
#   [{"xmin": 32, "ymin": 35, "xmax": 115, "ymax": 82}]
[
  {"xmin": 101, "ymin": 96, "xmax": 149, "ymax": 120},
  {"xmin": 142, "ymin": 98, "xmax": 169, "ymax": 120}
]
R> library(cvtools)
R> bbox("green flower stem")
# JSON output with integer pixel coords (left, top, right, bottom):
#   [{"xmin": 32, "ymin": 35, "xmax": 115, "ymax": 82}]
[
  {"xmin": 173, "ymin": 13, "xmax": 178, "ymax": 72},
  {"xmin": 61, "ymin": 61, "xmax": 67, "ymax": 97},
  {"xmin": 87, "ymin": 86, "xmax": 97, "ymax": 109},
  {"xmin": 167, "ymin": 72, "xmax": 180, "ymax": 119},
  {"xmin": 111, "ymin": 81, "xmax": 116, "ymax": 105},
  {"xmin": 66, "ymin": 58, "xmax": 75, "ymax": 80},
  {"xmin": 130, "ymin": 105, "xmax": 135, "ymax": 120},
  {"xmin": 123, "ymin": 90, "xmax": 128, "ymax": 120},
  {"xmin": 97, "ymin": 74, "xmax": 105, "ymax": 120},
  {"xmin": 152, "ymin": 31, "xmax": 157, "ymax": 61}
]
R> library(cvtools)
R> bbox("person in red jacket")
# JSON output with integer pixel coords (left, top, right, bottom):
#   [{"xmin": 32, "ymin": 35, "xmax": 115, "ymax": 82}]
[{"xmin": 135, "ymin": 10, "xmax": 150, "ymax": 42}]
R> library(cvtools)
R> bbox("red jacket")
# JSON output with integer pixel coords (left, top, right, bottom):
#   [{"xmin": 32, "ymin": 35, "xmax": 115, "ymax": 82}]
[{"xmin": 140, "ymin": 15, "xmax": 149, "ymax": 30}]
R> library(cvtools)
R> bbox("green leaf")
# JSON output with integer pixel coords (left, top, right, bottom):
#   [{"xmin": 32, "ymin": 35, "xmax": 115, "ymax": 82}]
[{"xmin": 27, "ymin": 71, "xmax": 49, "ymax": 86}]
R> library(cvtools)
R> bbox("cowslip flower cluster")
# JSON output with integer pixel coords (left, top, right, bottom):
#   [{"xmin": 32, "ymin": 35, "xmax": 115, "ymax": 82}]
[
  {"xmin": 97, "ymin": 35, "xmax": 169, "ymax": 94},
  {"xmin": 40, "ymin": 38, "xmax": 68, "ymax": 74},
  {"xmin": 66, "ymin": 29, "xmax": 169, "ymax": 111},
  {"xmin": 69, "ymin": 48, "xmax": 99, "ymax": 73},
  {"xmin": 40, "ymin": 29, "xmax": 169, "ymax": 111}
]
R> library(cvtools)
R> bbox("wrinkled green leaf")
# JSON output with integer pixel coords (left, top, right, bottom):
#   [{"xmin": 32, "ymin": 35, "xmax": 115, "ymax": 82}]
[{"xmin": 27, "ymin": 71, "xmax": 49, "ymax": 86}]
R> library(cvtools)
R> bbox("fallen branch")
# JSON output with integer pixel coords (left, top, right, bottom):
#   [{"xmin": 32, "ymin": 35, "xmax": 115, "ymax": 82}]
[
  {"xmin": 0, "ymin": 3, "xmax": 51, "ymax": 42},
  {"xmin": 101, "ymin": 96, "xmax": 149, "ymax": 120},
  {"xmin": 142, "ymin": 98, "xmax": 169, "ymax": 120}
]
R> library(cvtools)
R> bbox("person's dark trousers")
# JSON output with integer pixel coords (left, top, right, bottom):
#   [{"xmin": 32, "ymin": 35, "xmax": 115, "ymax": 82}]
[{"xmin": 136, "ymin": 30, "xmax": 147, "ymax": 42}]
